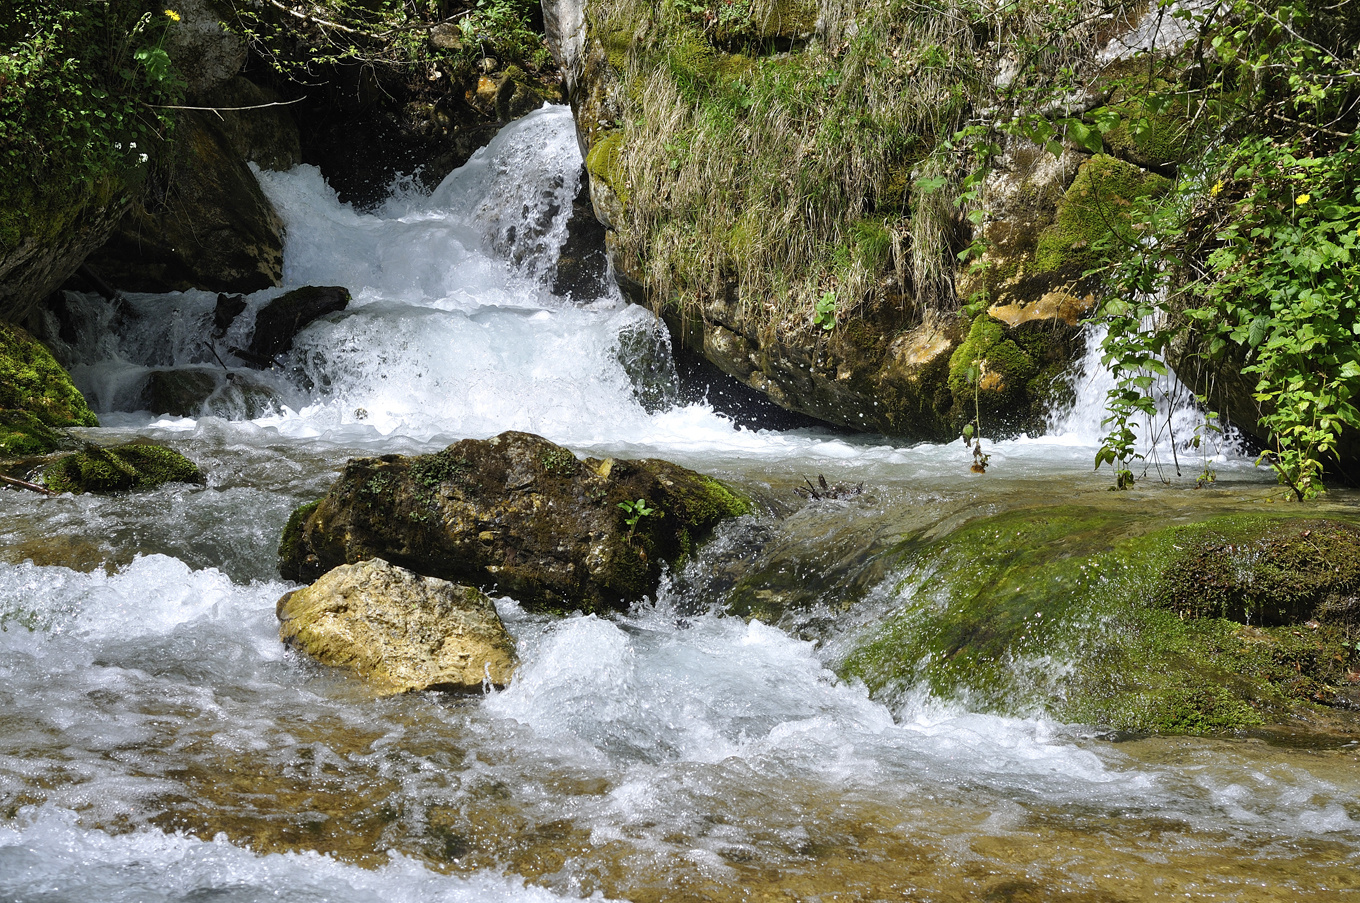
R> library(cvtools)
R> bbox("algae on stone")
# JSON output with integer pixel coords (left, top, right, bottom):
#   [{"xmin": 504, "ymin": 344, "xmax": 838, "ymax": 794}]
[
  {"xmin": 42, "ymin": 443, "xmax": 203, "ymax": 494},
  {"xmin": 841, "ymin": 506, "xmax": 1360, "ymax": 735},
  {"xmin": 278, "ymin": 558, "xmax": 519, "ymax": 695}
]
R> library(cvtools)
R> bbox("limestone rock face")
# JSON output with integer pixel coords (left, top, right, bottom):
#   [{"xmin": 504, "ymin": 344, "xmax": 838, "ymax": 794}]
[
  {"xmin": 85, "ymin": 111, "xmax": 284, "ymax": 294},
  {"xmin": 279, "ymin": 430, "xmax": 750, "ymax": 612},
  {"xmin": 277, "ymin": 558, "xmax": 519, "ymax": 695}
]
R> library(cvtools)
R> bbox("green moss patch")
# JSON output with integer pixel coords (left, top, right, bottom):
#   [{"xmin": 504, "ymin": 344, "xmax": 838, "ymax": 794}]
[
  {"xmin": 841, "ymin": 507, "xmax": 1360, "ymax": 735},
  {"xmin": 0, "ymin": 410, "xmax": 69, "ymax": 457},
  {"xmin": 585, "ymin": 130, "xmax": 628, "ymax": 206},
  {"xmin": 0, "ymin": 321, "xmax": 98, "ymax": 427},
  {"xmin": 1033, "ymin": 154, "xmax": 1169, "ymax": 277},
  {"xmin": 43, "ymin": 443, "xmax": 202, "ymax": 494},
  {"xmin": 945, "ymin": 313, "xmax": 1077, "ymax": 436}
]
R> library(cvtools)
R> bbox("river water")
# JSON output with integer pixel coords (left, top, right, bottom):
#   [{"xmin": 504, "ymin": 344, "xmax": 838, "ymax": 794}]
[{"xmin": 2, "ymin": 106, "xmax": 1358, "ymax": 902}]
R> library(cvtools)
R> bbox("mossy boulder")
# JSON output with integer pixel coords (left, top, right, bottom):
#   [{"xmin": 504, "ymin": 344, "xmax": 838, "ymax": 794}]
[
  {"xmin": 42, "ymin": 442, "xmax": 203, "ymax": 494},
  {"xmin": 278, "ymin": 430, "xmax": 750, "ymax": 612},
  {"xmin": 0, "ymin": 320, "xmax": 98, "ymax": 429},
  {"xmin": 277, "ymin": 558, "xmax": 519, "ymax": 695},
  {"xmin": 841, "ymin": 506, "xmax": 1360, "ymax": 735}
]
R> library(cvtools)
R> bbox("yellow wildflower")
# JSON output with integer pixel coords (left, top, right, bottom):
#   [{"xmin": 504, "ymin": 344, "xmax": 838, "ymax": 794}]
[
  {"xmin": 1210, "ymin": 180, "xmax": 1224, "ymax": 196},
  {"xmin": 165, "ymin": 9, "xmax": 181, "ymax": 21},
  {"xmin": 1297, "ymin": 193, "xmax": 1311, "ymax": 205}
]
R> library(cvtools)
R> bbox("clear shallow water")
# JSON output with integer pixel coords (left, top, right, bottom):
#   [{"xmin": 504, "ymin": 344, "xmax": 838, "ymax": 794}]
[{"xmin": 4, "ymin": 106, "xmax": 1359, "ymax": 901}]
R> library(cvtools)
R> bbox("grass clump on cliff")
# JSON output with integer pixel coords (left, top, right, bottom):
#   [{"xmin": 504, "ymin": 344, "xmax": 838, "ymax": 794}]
[{"xmin": 588, "ymin": 0, "xmax": 1116, "ymax": 334}]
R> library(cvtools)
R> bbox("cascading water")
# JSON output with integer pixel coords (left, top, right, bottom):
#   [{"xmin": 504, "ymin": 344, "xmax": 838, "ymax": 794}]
[{"xmin": 3, "ymin": 106, "xmax": 1357, "ymax": 902}]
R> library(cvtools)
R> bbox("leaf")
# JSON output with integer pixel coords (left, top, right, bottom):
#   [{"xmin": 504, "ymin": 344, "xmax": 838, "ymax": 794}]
[
  {"xmin": 1247, "ymin": 316, "xmax": 1270, "ymax": 348},
  {"xmin": 1064, "ymin": 119, "xmax": 1103, "ymax": 154}
]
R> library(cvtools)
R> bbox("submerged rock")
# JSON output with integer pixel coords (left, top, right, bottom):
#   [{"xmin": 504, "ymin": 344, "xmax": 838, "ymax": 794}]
[
  {"xmin": 841, "ymin": 506, "xmax": 1360, "ymax": 735},
  {"xmin": 277, "ymin": 558, "xmax": 518, "ymax": 695},
  {"xmin": 42, "ymin": 443, "xmax": 203, "ymax": 494},
  {"xmin": 279, "ymin": 430, "xmax": 750, "ymax": 612}
]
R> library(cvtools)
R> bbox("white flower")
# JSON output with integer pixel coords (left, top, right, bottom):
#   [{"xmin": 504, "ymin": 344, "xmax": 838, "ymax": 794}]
[{"xmin": 139, "ymin": 153, "xmax": 149, "ymax": 164}]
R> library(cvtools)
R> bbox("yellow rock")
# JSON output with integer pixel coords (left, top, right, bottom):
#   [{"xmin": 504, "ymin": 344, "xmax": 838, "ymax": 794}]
[{"xmin": 277, "ymin": 558, "xmax": 518, "ymax": 695}]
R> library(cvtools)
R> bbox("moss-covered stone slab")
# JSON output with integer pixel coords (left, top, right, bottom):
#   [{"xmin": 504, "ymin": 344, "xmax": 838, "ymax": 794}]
[
  {"xmin": 42, "ymin": 442, "xmax": 204, "ymax": 494},
  {"xmin": 279, "ymin": 430, "xmax": 750, "ymax": 612},
  {"xmin": 1033, "ymin": 154, "xmax": 1169, "ymax": 278},
  {"xmin": 0, "ymin": 321, "xmax": 97, "ymax": 428},
  {"xmin": 277, "ymin": 558, "xmax": 519, "ymax": 695},
  {"xmin": 841, "ymin": 506, "xmax": 1360, "ymax": 735}
]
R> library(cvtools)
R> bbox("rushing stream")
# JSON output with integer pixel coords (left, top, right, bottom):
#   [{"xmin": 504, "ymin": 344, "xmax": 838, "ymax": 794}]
[{"xmin": 3, "ymin": 106, "xmax": 1359, "ymax": 901}]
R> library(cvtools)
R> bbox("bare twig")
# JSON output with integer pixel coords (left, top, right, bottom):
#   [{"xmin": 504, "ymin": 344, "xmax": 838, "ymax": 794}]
[{"xmin": 0, "ymin": 474, "xmax": 53, "ymax": 496}]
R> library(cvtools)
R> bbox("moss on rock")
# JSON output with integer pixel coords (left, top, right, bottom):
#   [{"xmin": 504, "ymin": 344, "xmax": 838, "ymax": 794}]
[
  {"xmin": 944, "ymin": 313, "xmax": 1076, "ymax": 436},
  {"xmin": 0, "ymin": 321, "xmax": 98, "ymax": 427},
  {"xmin": 43, "ymin": 442, "xmax": 202, "ymax": 494},
  {"xmin": 0, "ymin": 410, "xmax": 70, "ymax": 458},
  {"xmin": 841, "ymin": 507, "xmax": 1360, "ymax": 735},
  {"xmin": 1033, "ymin": 154, "xmax": 1169, "ymax": 277}
]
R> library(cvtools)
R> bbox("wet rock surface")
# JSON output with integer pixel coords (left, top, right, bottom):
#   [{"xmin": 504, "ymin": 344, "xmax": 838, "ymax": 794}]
[
  {"xmin": 279, "ymin": 430, "xmax": 750, "ymax": 612},
  {"xmin": 277, "ymin": 558, "xmax": 519, "ymax": 695},
  {"xmin": 843, "ymin": 505, "xmax": 1360, "ymax": 735},
  {"xmin": 241, "ymin": 286, "xmax": 351, "ymax": 365}
]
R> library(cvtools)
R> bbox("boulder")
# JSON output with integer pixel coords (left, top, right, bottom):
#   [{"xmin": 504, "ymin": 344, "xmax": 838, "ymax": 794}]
[
  {"xmin": 42, "ymin": 443, "xmax": 203, "ymax": 494},
  {"xmin": 197, "ymin": 77, "xmax": 303, "ymax": 172},
  {"xmin": 279, "ymin": 430, "xmax": 751, "ymax": 612},
  {"xmin": 142, "ymin": 368, "xmax": 220, "ymax": 416},
  {"xmin": 164, "ymin": 0, "xmax": 247, "ymax": 99},
  {"xmin": 84, "ymin": 110, "xmax": 284, "ymax": 294},
  {"xmin": 239, "ymin": 286, "xmax": 351, "ymax": 365},
  {"xmin": 277, "ymin": 558, "xmax": 519, "ymax": 695}
]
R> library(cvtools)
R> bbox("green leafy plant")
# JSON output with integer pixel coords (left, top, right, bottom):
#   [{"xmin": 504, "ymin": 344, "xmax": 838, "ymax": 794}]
[
  {"xmin": 1090, "ymin": 0, "xmax": 1360, "ymax": 498},
  {"xmin": 813, "ymin": 290, "xmax": 837, "ymax": 331},
  {"xmin": 618, "ymin": 498, "xmax": 657, "ymax": 529},
  {"xmin": 618, "ymin": 497, "xmax": 658, "ymax": 543}
]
